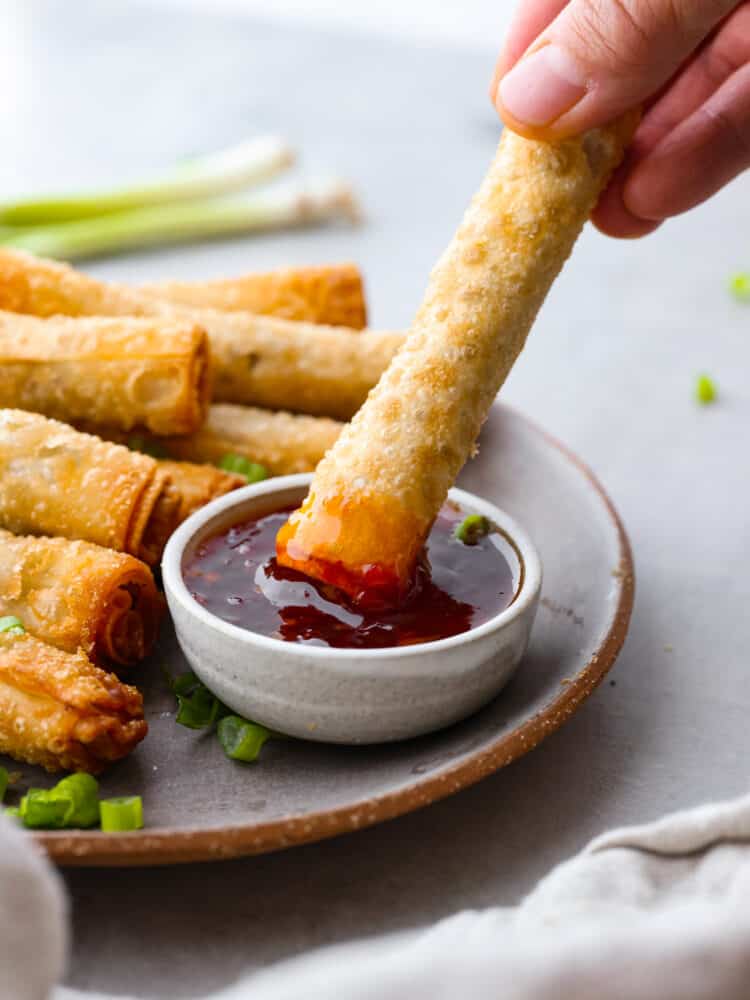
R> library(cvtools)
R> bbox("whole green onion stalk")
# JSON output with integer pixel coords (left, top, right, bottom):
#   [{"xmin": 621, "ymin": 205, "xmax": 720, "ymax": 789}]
[
  {"xmin": 0, "ymin": 179, "xmax": 359, "ymax": 261},
  {"xmin": 0, "ymin": 136, "xmax": 295, "ymax": 226}
]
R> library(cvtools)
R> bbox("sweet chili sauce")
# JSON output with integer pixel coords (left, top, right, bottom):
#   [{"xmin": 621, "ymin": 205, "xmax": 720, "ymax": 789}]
[{"xmin": 184, "ymin": 503, "xmax": 520, "ymax": 649}]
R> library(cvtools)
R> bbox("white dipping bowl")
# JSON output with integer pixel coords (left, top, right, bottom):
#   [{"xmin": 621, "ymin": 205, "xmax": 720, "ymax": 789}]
[{"xmin": 162, "ymin": 474, "xmax": 542, "ymax": 744}]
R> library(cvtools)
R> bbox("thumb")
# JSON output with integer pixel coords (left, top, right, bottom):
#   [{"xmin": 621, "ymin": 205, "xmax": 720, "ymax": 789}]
[{"xmin": 495, "ymin": 0, "xmax": 739, "ymax": 139}]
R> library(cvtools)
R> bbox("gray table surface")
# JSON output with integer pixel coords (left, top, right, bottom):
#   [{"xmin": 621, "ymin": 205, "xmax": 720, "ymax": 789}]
[{"xmin": 4, "ymin": 2, "xmax": 750, "ymax": 996}]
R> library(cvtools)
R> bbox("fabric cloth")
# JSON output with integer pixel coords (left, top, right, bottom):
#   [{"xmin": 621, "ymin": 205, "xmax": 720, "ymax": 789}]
[{"xmin": 9, "ymin": 793, "xmax": 748, "ymax": 999}]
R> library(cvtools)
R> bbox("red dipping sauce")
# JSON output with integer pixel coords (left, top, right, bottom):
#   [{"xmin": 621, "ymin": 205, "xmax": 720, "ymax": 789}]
[{"xmin": 184, "ymin": 503, "xmax": 520, "ymax": 649}]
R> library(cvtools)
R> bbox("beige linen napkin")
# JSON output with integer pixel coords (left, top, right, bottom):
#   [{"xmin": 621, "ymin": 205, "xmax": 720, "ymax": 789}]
[{"xmin": 30, "ymin": 793, "xmax": 750, "ymax": 998}]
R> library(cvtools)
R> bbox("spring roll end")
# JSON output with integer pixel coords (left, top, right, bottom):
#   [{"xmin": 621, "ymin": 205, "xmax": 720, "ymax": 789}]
[{"xmin": 276, "ymin": 490, "xmax": 426, "ymax": 607}]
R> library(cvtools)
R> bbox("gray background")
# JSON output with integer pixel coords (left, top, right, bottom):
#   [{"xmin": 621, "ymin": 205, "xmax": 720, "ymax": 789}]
[{"xmin": 3, "ymin": 2, "xmax": 749, "ymax": 996}]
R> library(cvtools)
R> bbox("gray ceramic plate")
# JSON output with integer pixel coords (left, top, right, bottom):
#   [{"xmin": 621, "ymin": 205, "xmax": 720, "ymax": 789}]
[{"xmin": 7, "ymin": 403, "xmax": 633, "ymax": 866}]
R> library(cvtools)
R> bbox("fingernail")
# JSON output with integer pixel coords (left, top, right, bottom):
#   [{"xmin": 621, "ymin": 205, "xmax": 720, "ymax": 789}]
[{"xmin": 498, "ymin": 46, "xmax": 587, "ymax": 127}]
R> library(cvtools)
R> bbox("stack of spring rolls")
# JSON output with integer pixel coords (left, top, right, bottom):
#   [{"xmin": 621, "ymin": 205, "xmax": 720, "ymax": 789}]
[{"xmin": 0, "ymin": 248, "xmax": 397, "ymax": 774}]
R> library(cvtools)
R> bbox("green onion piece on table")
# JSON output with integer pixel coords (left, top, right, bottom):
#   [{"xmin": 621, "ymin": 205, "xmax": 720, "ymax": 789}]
[
  {"xmin": 0, "ymin": 616, "xmax": 25, "ymax": 635},
  {"xmin": 729, "ymin": 272, "xmax": 750, "ymax": 302},
  {"xmin": 695, "ymin": 374, "xmax": 717, "ymax": 405},
  {"xmin": 454, "ymin": 514, "xmax": 492, "ymax": 546},
  {"xmin": 0, "ymin": 180, "xmax": 358, "ymax": 262},
  {"xmin": 0, "ymin": 766, "xmax": 8, "ymax": 803},
  {"xmin": 217, "ymin": 453, "xmax": 268, "ymax": 484},
  {"xmin": 218, "ymin": 716, "xmax": 272, "ymax": 763},
  {"xmin": 0, "ymin": 136, "xmax": 294, "ymax": 226},
  {"xmin": 100, "ymin": 796, "xmax": 144, "ymax": 833}
]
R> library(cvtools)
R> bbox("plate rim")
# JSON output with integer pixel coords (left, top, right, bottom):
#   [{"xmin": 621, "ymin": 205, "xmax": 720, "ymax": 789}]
[{"xmin": 34, "ymin": 406, "xmax": 635, "ymax": 867}]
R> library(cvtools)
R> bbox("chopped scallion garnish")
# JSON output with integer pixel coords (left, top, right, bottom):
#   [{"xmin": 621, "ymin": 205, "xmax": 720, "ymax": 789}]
[
  {"xmin": 0, "ymin": 766, "xmax": 8, "ymax": 803},
  {"xmin": 454, "ymin": 514, "xmax": 492, "ymax": 546},
  {"xmin": 17, "ymin": 773, "xmax": 100, "ymax": 830},
  {"xmin": 218, "ymin": 716, "xmax": 272, "ymax": 763},
  {"xmin": 100, "ymin": 796, "xmax": 144, "ymax": 833},
  {"xmin": 0, "ymin": 615, "xmax": 25, "ymax": 635},
  {"xmin": 217, "ymin": 453, "xmax": 268, "ymax": 484},
  {"xmin": 695, "ymin": 373, "xmax": 717, "ymax": 405},
  {"xmin": 126, "ymin": 434, "xmax": 170, "ymax": 459},
  {"xmin": 168, "ymin": 671, "xmax": 228, "ymax": 730},
  {"xmin": 729, "ymin": 272, "xmax": 750, "ymax": 302}
]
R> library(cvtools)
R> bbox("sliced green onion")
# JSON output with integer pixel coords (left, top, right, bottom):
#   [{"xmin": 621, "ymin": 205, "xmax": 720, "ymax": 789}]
[
  {"xmin": 53, "ymin": 773, "xmax": 100, "ymax": 828},
  {"xmin": 0, "ymin": 766, "xmax": 8, "ymax": 803},
  {"xmin": 18, "ymin": 773, "xmax": 100, "ymax": 830},
  {"xmin": 218, "ymin": 716, "xmax": 271, "ymax": 763},
  {"xmin": 729, "ymin": 272, "xmax": 750, "ymax": 302},
  {"xmin": 454, "ymin": 514, "xmax": 492, "ymax": 546},
  {"xmin": 126, "ymin": 434, "xmax": 170, "ymax": 459},
  {"xmin": 100, "ymin": 796, "xmax": 144, "ymax": 833},
  {"xmin": 218, "ymin": 453, "xmax": 268, "ymax": 484},
  {"xmin": 0, "ymin": 615, "xmax": 24, "ymax": 635},
  {"xmin": 19, "ymin": 789, "xmax": 71, "ymax": 829},
  {"xmin": 695, "ymin": 373, "xmax": 717, "ymax": 405},
  {"xmin": 4, "ymin": 806, "xmax": 20, "ymax": 819},
  {"xmin": 171, "ymin": 673, "xmax": 228, "ymax": 730},
  {"xmin": 0, "ymin": 136, "xmax": 294, "ymax": 226},
  {"xmin": 0, "ymin": 179, "xmax": 358, "ymax": 261}
]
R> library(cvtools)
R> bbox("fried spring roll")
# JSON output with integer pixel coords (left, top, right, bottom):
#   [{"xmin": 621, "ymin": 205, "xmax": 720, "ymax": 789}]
[
  {"xmin": 0, "ymin": 631, "xmax": 147, "ymax": 773},
  {"xmin": 0, "ymin": 410, "xmax": 180, "ymax": 565},
  {"xmin": 0, "ymin": 311, "xmax": 211, "ymax": 435},
  {"xmin": 138, "ymin": 263, "xmax": 368, "ymax": 328},
  {"xmin": 83, "ymin": 404, "xmax": 343, "ymax": 477},
  {"xmin": 277, "ymin": 119, "xmax": 638, "ymax": 604},
  {"xmin": 153, "ymin": 404, "xmax": 343, "ymax": 475},
  {"xmin": 158, "ymin": 460, "xmax": 245, "ymax": 521},
  {"xmin": 0, "ymin": 530, "xmax": 163, "ymax": 667},
  {"xmin": 0, "ymin": 250, "xmax": 400, "ymax": 420}
]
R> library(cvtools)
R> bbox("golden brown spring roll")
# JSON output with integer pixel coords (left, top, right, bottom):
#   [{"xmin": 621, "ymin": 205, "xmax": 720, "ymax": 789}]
[
  {"xmin": 277, "ymin": 118, "xmax": 638, "ymax": 604},
  {"xmin": 139, "ymin": 263, "xmax": 367, "ymax": 328},
  {"xmin": 0, "ymin": 310, "xmax": 211, "ymax": 435},
  {"xmin": 136, "ymin": 405, "xmax": 342, "ymax": 475},
  {"xmin": 0, "ymin": 631, "xmax": 147, "ymax": 773},
  {"xmin": 0, "ymin": 530, "xmax": 163, "ymax": 667},
  {"xmin": 158, "ymin": 460, "xmax": 245, "ymax": 521},
  {"xmin": 83, "ymin": 404, "xmax": 342, "ymax": 480},
  {"xmin": 0, "ymin": 250, "xmax": 401, "ymax": 420},
  {"xmin": 0, "ymin": 410, "xmax": 180, "ymax": 565}
]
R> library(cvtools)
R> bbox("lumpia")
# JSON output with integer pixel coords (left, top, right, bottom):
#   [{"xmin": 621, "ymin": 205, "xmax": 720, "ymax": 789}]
[
  {"xmin": 0, "ymin": 530, "xmax": 163, "ymax": 668},
  {"xmin": 0, "ymin": 310, "xmax": 210, "ymax": 435},
  {"xmin": 152, "ymin": 404, "xmax": 343, "ymax": 475},
  {"xmin": 0, "ymin": 631, "xmax": 147, "ymax": 774},
  {"xmin": 139, "ymin": 263, "xmax": 367, "ymax": 328},
  {"xmin": 0, "ymin": 250, "xmax": 400, "ymax": 419},
  {"xmin": 0, "ymin": 410, "xmax": 180, "ymax": 565},
  {"xmin": 158, "ymin": 460, "xmax": 245, "ymax": 521},
  {"xmin": 277, "ymin": 118, "xmax": 638, "ymax": 604}
]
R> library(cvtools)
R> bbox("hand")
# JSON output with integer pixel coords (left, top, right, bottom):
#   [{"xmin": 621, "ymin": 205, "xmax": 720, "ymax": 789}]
[{"xmin": 490, "ymin": 0, "xmax": 750, "ymax": 237}]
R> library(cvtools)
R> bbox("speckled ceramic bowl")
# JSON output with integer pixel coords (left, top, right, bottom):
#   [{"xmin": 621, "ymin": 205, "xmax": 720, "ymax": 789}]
[{"xmin": 162, "ymin": 474, "xmax": 542, "ymax": 744}]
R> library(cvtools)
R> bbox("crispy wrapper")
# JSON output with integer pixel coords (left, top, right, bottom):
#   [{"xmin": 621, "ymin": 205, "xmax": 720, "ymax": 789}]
[
  {"xmin": 158, "ymin": 460, "xmax": 245, "ymax": 521},
  {"xmin": 0, "ymin": 529, "xmax": 163, "ymax": 668},
  {"xmin": 0, "ymin": 250, "xmax": 400, "ymax": 420},
  {"xmin": 0, "ymin": 631, "xmax": 147, "ymax": 773},
  {"xmin": 85, "ymin": 404, "xmax": 342, "ymax": 477},
  {"xmin": 278, "ymin": 118, "xmax": 638, "ymax": 604},
  {"xmin": 0, "ymin": 410, "xmax": 180, "ymax": 565},
  {"xmin": 0, "ymin": 310, "xmax": 211, "ymax": 435},
  {"xmin": 139, "ymin": 263, "xmax": 367, "ymax": 328},
  {"xmin": 153, "ymin": 404, "xmax": 343, "ymax": 476}
]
